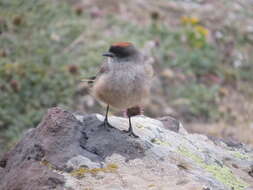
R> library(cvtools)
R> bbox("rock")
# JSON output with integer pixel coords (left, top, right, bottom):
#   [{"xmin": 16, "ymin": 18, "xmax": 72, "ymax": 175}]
[
  {"xmin": 66, "ymin": 155, "xmax": 102, "ymax": 170},
  {"xmin": 0, "ymin": 107, "xmax": 253, "ymax": 190}
]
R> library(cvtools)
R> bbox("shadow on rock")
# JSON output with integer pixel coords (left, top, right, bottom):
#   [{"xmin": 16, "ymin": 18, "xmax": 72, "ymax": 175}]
[{"xmin": 79, "ymin": 114, "xmax": 150, "ymax": 161}]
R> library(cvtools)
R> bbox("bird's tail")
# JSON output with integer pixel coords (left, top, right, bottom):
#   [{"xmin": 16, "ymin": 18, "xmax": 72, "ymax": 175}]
[{"xmin": 80, "ymin": 76, "xmax": 96, "ymax": 86}]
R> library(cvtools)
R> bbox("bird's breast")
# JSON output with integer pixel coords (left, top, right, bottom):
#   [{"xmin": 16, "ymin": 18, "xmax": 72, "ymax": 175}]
[{"xmin": 93, "ymin": 70, "xmax": 150, "ymax": 109}]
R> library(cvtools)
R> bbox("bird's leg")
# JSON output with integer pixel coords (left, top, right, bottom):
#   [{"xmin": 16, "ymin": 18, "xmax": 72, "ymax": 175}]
[
  {"xmin": 99, "ymin": 105, "xmax": 114, "ymax": 129},
  {"xmin": 104, "ymin": 104, "xmax": 114, "ymax": 128},
  {"xmin": 124, "ymin": 116, "xmax": 139, "ymax": 138}
]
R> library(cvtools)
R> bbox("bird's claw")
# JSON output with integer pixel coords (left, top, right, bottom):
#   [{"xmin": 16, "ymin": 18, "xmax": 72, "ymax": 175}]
[
  {"xmin": 123, "ymin": 129, "xmax": 139, "ymax": 138},
  {"xmin": 98, "ymin": 120, "xmax": 114, "ymax": 131}
]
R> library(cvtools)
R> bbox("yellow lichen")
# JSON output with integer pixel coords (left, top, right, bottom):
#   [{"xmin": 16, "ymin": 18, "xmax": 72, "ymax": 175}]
[
  {"xmin": 40, "ymin": 159, "xmax": 55, "ymax": 170},
  {"xmin": 148, "ymin": 184, "xmax": 156, "ymax": 188},
  {"xmin": 106, "ymin": 163, "xmax": 119, "ymax": 172},
  {"xmin": 177, "ymin": 146, "xmax": 249, "ymax": 190},
  {"xmin": 70, "ymin": 163, "xmax": 119, "ymax": 178},
  {"xmin": 70, "ymin": 168, "xmax": 89, "ymax": 178}
]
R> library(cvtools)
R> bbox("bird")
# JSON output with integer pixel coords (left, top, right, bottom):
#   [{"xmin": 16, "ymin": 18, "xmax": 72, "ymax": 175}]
[{"xmin": 87, "ymin": 42, "xmax": 153, "ymax": 137}]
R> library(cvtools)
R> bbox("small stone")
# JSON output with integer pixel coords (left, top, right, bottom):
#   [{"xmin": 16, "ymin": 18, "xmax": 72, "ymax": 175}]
[{"xmin": 67, "ymin": 156, "xmax": 102, "ymax": 170}]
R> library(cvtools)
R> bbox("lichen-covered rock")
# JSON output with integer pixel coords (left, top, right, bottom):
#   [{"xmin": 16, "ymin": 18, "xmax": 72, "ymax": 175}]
[{"xmin": 0, "ymin": 107, "xmax": 253, "ymax": 190}]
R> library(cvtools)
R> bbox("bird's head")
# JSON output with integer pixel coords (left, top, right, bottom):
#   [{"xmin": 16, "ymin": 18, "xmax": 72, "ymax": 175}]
[{"xmin": 102, "ymin": 42, "xmax": 139, "ymax": 60}]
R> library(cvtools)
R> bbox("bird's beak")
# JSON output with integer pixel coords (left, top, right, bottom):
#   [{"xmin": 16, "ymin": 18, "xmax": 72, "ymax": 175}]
[{"xmin": 102, "ymin": 52, "xmax": 114, "ymax": 57}]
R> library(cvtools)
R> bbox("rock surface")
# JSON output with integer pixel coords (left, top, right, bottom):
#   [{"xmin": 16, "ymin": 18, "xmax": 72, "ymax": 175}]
[{"xmin": 0, "ymin": 107, "xmax": 253, "ymax": 190}]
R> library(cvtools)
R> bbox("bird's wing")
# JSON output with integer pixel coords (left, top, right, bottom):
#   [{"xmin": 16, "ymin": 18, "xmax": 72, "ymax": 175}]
[{"xmin": 80, "ymin": 61, "xmax": 110, "ymax": 85}]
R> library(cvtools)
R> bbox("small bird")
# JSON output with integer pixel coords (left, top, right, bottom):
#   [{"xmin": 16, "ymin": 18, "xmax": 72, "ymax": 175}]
[{"xmin": 87, "ymin": 42, "xmax": 153, "ymax": 137}]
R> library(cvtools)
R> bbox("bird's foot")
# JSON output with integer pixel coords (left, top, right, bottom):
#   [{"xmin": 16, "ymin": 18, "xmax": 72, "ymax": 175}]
[
  {"xmin": 123, "ymin": 129, "xmax": 139, "ymax": 138},
  {"xmin": 98, "ymin": 119, "xmax": 115, "ymax": 131}
]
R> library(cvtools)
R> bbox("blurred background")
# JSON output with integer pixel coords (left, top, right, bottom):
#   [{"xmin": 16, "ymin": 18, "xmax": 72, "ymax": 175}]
[{"xmin": 0, "ymin": 0, "xmax": 253, "ymax": 157}]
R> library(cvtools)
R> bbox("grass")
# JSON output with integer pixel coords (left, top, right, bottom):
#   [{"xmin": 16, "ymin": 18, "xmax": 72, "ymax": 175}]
[{"xmin": 0, "ymin": 0, "xmax": 85, "ymax": 152}]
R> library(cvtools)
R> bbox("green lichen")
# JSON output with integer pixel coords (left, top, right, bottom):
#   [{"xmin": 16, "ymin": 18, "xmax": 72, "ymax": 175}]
[
  {"xmin": 232, "ymin": 151, "xmax": 250, "ymax": 160},
  {"xmin": 151, "ymin": 138, "xmax": 171, "ymax": 146},
  {"xmin": 178, "ymin": 146, "xmax": 249, "ymax": 190},
  {"xmin": 135, "ymin": 123, "xmax": 145, "ymax": 129}
]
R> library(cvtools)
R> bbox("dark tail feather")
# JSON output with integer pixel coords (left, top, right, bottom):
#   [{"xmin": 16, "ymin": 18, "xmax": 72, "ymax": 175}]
[
  {"xmin": 126, "ymin": 106, "xmax": 142, "ymax": 117},
  {"xmin": 87, "ymin": 76, "xmax": 96, "ymax": 85},
  {"xmin": 80, "ymin": 76, "xmax": 96, "ymax": 86}
]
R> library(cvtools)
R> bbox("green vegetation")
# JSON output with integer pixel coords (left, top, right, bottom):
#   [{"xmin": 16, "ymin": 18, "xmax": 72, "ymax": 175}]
[
  {"xmin": 0, "ymin": 0, "xmax": 88, "ymax": 152},
  {"xmin": 0, "ymin": 0, "xmax": 252, "ymax": 155}
]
